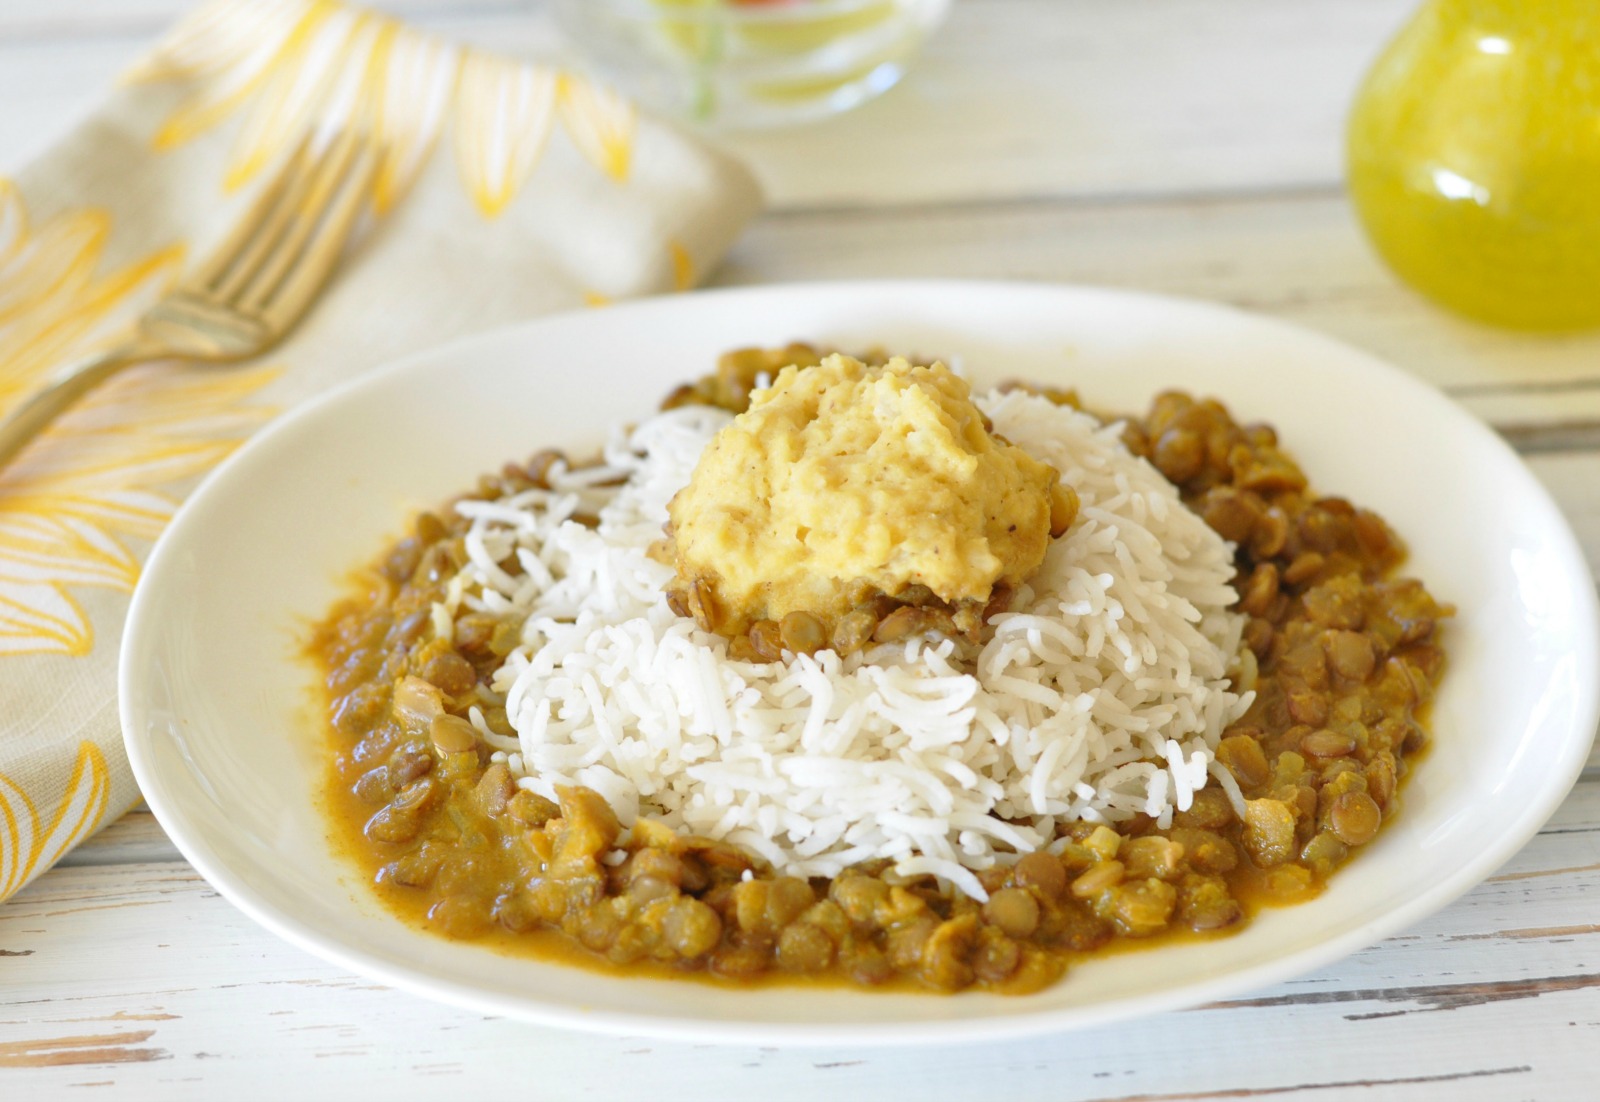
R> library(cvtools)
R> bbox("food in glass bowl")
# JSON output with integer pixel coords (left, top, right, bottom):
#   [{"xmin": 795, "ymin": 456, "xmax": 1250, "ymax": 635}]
[{"xmin": 553, "ymin": 0, "xmax": 952, "ymax": 127}]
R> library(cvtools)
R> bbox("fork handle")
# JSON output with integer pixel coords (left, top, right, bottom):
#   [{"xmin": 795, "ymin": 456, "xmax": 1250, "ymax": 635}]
[{"xmin": 0, "ymin": 342, "xmax": 158, "ymax": 471}]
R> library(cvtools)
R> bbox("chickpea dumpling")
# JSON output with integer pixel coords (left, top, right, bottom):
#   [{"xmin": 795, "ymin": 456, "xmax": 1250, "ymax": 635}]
[{"xmin": 664, "ymin": 354, "xmax": 1079, "ymax": 654}]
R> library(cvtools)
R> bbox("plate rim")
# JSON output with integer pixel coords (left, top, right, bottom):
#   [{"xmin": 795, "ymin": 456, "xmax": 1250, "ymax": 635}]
[{"xmin": 120, "ymin": 278, "xmax": 1600, "ymax": 1045}]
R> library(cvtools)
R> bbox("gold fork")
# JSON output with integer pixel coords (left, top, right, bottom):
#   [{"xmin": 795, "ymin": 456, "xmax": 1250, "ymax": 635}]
[{"xmin": 0, "ymin": 129, "xmax": 382, "ymax": 470}]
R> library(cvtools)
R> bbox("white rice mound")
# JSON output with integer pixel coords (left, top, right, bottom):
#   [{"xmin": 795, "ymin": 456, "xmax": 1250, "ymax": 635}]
[{"xmin": 438, "ymin": 390, "xmax": 1253, "ymax": 902}]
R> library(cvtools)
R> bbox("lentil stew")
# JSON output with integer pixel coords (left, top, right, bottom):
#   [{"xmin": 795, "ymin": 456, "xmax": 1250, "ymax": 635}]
[{"xmin": 309, "ymin": 348, "xmax": 1450, "ymax": 994}]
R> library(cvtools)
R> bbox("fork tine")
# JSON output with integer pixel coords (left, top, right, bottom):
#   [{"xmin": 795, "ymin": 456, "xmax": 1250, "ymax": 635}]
[
  {"xmin": 230, "ymin": 130, "xmax": 367, "ymax": 311},
  {"xmin": 255, "ymin": 137, "xmax": 381, "ymax": 330},
  {"xmin": 209, "ymin": 139, "xmax": 332, "ymax": 302},
  {"xmin": 188, "ymin": 130, "xmax": 317, "ymax": 292},
  {"xmin": 212, "ymin": 130, "xmax": 359, "ymax": 305}
]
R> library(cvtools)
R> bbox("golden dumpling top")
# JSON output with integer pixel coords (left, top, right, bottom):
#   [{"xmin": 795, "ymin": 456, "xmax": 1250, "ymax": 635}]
[{"xmin": 665, "ymin": 354, "xmax": 1070, "ymax": 642}]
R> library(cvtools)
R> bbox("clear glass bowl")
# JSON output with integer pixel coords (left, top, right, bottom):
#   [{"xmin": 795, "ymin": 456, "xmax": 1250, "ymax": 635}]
[{"xmin": 553, "ymin": 0, "xmax": 951, "ymax": 129}]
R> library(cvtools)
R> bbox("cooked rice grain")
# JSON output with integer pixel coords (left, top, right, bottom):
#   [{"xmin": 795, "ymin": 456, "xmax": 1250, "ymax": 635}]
[{"xmin": 442, "ymin": 393, "xmax": 1251, "ymax": 901}]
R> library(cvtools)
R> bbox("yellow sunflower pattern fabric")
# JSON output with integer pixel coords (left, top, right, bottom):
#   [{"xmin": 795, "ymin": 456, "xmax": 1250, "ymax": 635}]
[{"xmin": 0, "ymin": 0, "xmax": 762, "ymax": 902}]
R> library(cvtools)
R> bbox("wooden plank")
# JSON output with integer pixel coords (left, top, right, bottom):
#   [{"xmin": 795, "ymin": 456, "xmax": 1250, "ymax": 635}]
[
  {"xmin": 55, "ymin": 808, "xmax": 176, "ymax": 869},
  {"xmin": 0, "ymin": 0, "xmax": 1417, "ymax": 209},
  {"xmin": 721, "ymin": 0, "xmax": 1415, "ymax": 210},
  {"xmin": 6, "ymin": 51, "xmax": 1593, "ymax": 426},
  {"xmin": 4, "ymin": 779, "xmax": 1597, "ymax": 1098},
  {"xmin": 0, "ymin": 0, "xmax": 532, "ymax": 37},
  {"xmin": 713, "ymin": 192, "xmax": 1600, "ymax": 426},
  {"xmin": 1528, "ymin": 452, "xmax": 1600, "ymax": 582}
]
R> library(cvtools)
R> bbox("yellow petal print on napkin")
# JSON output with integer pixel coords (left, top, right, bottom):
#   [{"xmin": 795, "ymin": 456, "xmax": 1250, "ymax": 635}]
[
  {"xmin": 558, "ymin": 73, "xmax": 637, "ymax": 183},
  {"xmin": 147, "ymin": 1, "xmax": 335, "ymax": 154},
  {"xmin": 0, "ymin": 742, "xmax": 109, "ymax": 900},
  {"xmin": 123, "ymin": 0, "xmax": 302, "ymax": 85},
  {"xmin": 670, "ymin": 239, "xmax": 696, "ymax": 292},
  {"xmin": 455, "ymin": 52, "xmax": 559, "ymax": 217},
  {"xmin": 0, "ymin": 199, "xmax": 107, "ymax": 336},
  {"xmin": 128, "ymin": 0, "xmax": 638, "ymax": 216},
  {"xmin": 0, "ymin": 181, "xmax": 279, "ymax": 658},
  {"xmin": 219, "ymin": 4, "xmax": 375, "ymax": 191},
  {"xmin": 369, "ymin": 22, "xmax": 459, "ymax": 214}
]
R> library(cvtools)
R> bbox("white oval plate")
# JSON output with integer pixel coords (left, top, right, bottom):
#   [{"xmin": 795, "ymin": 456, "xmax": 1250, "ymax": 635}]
[{"xmin": 122, "ymin": 281, "xmax": 1599, "ymax": 1046}]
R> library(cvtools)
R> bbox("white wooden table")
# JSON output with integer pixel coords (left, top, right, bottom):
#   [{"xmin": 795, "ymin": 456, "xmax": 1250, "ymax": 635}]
[{"xmin": 5, "ymin": 1, "xmax": 1600, "ymax": 1098}]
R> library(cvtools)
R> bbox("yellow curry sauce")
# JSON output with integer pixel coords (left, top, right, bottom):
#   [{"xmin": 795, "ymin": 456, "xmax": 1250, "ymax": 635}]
[{"xmin": 309, "ymin": 350, "xmax": 1450, "ymax": 994}]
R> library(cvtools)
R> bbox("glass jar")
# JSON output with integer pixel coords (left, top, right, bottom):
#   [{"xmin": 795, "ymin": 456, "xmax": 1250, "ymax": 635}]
[
  {"xmin": 1347, "ymin": 0, "xmax": 1600, "ymax": 331},
  {"xmin": 553, "ymin": 0, "xmax": 951, "ymax": 129}
]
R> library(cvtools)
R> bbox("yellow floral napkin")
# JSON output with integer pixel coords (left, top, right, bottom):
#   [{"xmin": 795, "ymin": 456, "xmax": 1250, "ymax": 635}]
[{"xmin": 0, "ymin": 0, "xmax": 762, "ymax": 902}]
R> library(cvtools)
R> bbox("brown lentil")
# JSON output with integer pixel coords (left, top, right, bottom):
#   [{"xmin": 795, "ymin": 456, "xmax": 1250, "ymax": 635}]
[
  {"xmin": 749, "ymin": 619, "xmax": 785, "ymax": 662},
  {"xmin": 982, "ymin": 888, "xmax": 1041, "ymax": 939},
  {"xmin": 832, "ymin": 608, "xmax": 880, "ymax": 656},
  {"xmin": 1300, "ymin": 728, "xmax": 1358, "ymax": 760},
  {"xmin": 429, "ymin": 714, "xmax": 479, "ymax": 756},
  {"xmin": 1328, "ymin": 791, "xmax": 1384, "ymax": 846},
  {"xmin": 778, "ymin": 611, "xmax": 827, "ymax": 655}
]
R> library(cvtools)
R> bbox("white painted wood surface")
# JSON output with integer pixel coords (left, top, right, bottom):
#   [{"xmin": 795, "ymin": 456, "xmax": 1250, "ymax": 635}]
[{"xmin": 5, "ymin": 0, "xmax": 1599, "ymax": 1098}]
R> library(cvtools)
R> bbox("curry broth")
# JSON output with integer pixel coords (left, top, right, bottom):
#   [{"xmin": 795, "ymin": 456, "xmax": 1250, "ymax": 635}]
[{"xmin": 307, "ymin": 359, "xmax": 1450, "ymax": 995}]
